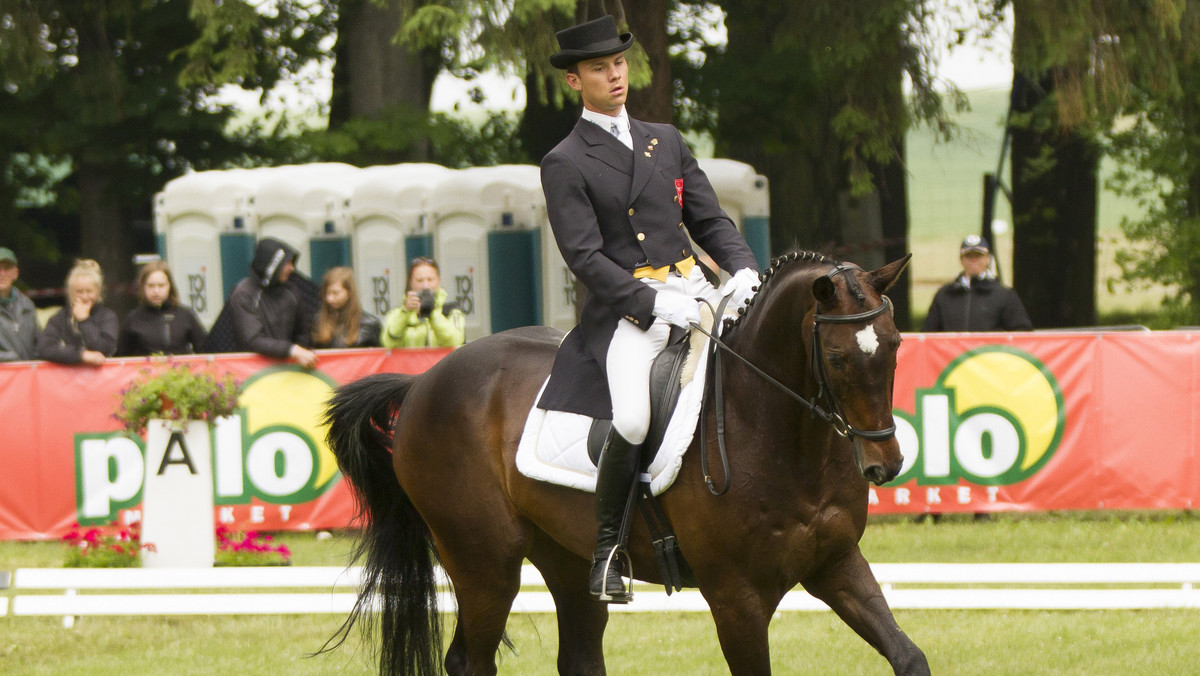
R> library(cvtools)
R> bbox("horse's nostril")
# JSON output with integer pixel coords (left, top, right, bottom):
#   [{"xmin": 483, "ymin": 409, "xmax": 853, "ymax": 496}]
[{"xmin": 864, "ymin": 466, "xmax": 884, "ymax": 485}]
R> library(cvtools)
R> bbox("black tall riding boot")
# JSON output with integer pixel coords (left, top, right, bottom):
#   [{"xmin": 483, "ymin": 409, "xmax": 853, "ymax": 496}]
[{"xmin": 589, "ymin": 428, "xmax": 641, "ymax": 603}]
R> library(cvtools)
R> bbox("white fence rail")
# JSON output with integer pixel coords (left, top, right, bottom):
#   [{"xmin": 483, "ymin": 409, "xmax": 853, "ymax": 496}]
[{"xmin": 5, "ymin": 563, "xmax": 1200, "ymax": 623}]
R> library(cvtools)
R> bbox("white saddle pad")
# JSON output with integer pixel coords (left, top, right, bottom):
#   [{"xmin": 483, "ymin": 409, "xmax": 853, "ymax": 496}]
[{"xmin": 516, "ymin": 324, "xmax": 717, "ymax": 496}]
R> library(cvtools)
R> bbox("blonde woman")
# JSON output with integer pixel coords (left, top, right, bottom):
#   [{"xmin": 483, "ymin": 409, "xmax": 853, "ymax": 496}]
[
  {"xmin": 36, "ymin": 259, "xmax": 118, "ymax": 365},
  {"xmin": 312, "ymin": 267, "xmax": 380, "ymax": 348}
]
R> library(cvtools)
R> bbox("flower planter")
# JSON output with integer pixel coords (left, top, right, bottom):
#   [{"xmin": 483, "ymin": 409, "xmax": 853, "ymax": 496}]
[{"xmin": 140, "ymin": 419, "xmax": 215, "ymax": 568}]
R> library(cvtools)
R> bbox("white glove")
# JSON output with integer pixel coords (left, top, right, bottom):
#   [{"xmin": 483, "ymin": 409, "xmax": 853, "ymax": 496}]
[
  {"xmin": 652, "ymin": 290, "xmax": 702, "ymax": 328},
  {"xmin": 721, "ymin": 267, "xmax": 760, "ymax": 311}
]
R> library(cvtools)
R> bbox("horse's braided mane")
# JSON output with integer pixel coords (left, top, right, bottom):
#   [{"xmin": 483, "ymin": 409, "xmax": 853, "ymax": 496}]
[{"xmin": 723, "ymin": 249, "xmax": 832, "ymax": 333}]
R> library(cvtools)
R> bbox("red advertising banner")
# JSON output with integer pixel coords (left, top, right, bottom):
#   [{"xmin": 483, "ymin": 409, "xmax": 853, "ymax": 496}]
[
  {"xmin": 2, "ymin": 332, "xmax": 1198, "ymax": 540},
  {"xmin": 880, "ymin": 331, "xmax": 1200, "ymax": 515},
  {"xmin": 1, "ymin": 349, "xmax": 449, "ymax": 541}
]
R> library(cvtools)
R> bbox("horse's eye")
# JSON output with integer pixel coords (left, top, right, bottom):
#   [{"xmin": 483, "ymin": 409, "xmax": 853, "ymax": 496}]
[{"xmin": 827, "ymin": 354, "xmax": 846, "ymax": 370}]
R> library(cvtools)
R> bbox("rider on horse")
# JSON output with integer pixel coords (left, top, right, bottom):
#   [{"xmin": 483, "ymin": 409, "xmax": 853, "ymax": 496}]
[{"xmin": 539, "ymin": 15, "xmax": 760, "ymax": 603}]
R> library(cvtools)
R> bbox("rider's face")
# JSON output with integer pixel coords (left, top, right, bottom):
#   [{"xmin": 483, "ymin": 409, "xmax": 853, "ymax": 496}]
[{"xmin": 566, "ymin": 53, "xmax": 628, "ymax": 115}]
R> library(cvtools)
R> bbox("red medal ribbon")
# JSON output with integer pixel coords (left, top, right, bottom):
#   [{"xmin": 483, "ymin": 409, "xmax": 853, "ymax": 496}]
[{"xmin": 675, "ymin": 178, "xmax": 684, "ymax": 205}]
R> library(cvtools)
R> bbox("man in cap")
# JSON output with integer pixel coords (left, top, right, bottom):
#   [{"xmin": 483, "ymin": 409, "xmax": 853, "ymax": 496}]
[
  {"xmin": 0, "ymin": 247, "xmax": 39, "ymax": 361},
  {"xmin": 922, "ymin": 234, "xmax": 1032, "ymax": 332},
  {"xmin": 538, "ymin": 15, "xmax": 760, "ymax": 603}
]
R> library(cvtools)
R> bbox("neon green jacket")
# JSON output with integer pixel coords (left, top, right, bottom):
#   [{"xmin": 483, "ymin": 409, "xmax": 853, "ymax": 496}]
[{"xmin": 380, "ymin": 288, "xmax": 466, "ymax": 348}]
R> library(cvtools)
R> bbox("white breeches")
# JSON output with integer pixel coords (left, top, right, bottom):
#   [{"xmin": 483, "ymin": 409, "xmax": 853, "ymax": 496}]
[{"xmin": 606, "ymin": 266, "xmax": 721, "ymax": 444}]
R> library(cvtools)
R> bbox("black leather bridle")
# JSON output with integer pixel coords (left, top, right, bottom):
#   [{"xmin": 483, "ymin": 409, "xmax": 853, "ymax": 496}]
[
  {"xmin": 809, "ymin": 264, "xmax": 898, "ymax": 442},
  {"xmin": 694, "ymin": 263, "xmax": 897, "ymax": 494}
]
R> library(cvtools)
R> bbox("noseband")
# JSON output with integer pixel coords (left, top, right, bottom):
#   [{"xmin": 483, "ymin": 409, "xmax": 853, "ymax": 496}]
[{"xmin": 810, "ymin": 264, "xmax": 897, "ymax": 442}]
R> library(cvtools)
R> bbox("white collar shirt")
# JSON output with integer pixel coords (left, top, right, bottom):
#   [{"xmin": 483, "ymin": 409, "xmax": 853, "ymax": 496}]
[{"xmin": 582, "ymin": 107, "xmax": 633, "ymax": 150}]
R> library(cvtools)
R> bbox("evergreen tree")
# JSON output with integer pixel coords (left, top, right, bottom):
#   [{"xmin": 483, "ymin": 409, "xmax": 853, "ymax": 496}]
[{"xmin": 0, "ymin": 0, "xmax": 329, "ymax": 302}]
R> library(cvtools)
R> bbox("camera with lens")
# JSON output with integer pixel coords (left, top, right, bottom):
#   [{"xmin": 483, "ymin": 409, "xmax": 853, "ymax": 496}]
[{"xmin": 417, "ymin": 288, "xmax": 436, "ymax": 318}]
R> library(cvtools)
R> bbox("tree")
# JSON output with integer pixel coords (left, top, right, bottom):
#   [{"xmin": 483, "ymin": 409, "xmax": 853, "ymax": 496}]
[
  {"xmin": 1102, "ymin": 3, "xmax": 1200, "ymax": 324},
  {"xmin": 1007, "ymin": 69, "xmax": 1098, "ymax": 328},
  {"xmin": 1005, "ymin": 1, "xmax": 1102, "ymax": 328},
  {"xmin": 327, "ymin": 0, "xmax": 442, "ymax": 163},
  {"xmin": 402, "ymin": 0, "xmax": 670, "ymax": 160},
  {"xmin": 623, "ymin": 0, "xmax": 672, "ymax": 123},
  {"xmin": 996, "ymin": 1, "xmax": 1190, "ymax": 327},
  {"xmin": 0, "ymin": 0, "xmax": 329, "ymax": 303},
  {"xmin": 711, "ymin": 0, "xmax": 950, "ymax": 329}
]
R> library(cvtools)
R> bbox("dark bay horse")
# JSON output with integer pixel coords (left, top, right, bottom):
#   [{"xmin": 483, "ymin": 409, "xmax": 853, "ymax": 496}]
[{"xmin": 323, "ymin": 250, "xmax": 929, "ymax": 675}]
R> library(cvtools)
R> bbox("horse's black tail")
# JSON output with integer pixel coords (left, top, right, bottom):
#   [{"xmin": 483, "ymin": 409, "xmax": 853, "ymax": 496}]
[{"xmin": 318, "ymin": 373, "xmax": 442, "ymax": 676}]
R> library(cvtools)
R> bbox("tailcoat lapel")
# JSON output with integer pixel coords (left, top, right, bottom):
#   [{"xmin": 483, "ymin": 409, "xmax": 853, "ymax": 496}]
[
  {"xmin": 577, "ymin": 119, "xmax": 634, "ymax": 176},
  {"xmin": 627, "ymin": 119, "xmax": 659, "ymax": 206}
]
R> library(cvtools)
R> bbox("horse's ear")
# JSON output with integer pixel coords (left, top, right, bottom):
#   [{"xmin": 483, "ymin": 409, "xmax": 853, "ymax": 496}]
[
  {"xmin": 867, "ymin": 254, "xmax": 912, "ymax": 295},
  {"xmin": 813, "ymin": 275, "xmax": 837, "ymax": 306}
]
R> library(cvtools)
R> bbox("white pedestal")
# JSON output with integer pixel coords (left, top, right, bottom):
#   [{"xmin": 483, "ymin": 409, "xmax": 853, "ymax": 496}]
[{"xmin": 141, "ymin": 420, "xmax": 215, "ymax": 568}]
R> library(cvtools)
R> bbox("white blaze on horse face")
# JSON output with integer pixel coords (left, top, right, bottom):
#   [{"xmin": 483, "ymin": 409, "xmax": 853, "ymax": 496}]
[{"xmin": 855, "ymin": 325, "xmax": 880, "ymax": 356}]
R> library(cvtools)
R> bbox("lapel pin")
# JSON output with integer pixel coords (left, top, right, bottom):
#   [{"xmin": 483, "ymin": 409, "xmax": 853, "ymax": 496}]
[
  {"xmin": 651, "ymin": 138, "xmax": 658, "ymax": 145},
  {"xmin": 644, "ymin": 151, "xmax": 652, "ymax": 158}
]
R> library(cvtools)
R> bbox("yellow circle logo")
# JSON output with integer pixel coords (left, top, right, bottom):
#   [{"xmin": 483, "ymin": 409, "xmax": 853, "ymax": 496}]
[
  {"xmin": 941, "ymin": 349, "xmax": 1061, "ymax": 472},
  {"xmin": 238, "ymin": 367, "xmax": 340, "ymax": 497},
  {"xmin": 892, "ymin": 345, "xmax": 1065, "ymax": 484}
]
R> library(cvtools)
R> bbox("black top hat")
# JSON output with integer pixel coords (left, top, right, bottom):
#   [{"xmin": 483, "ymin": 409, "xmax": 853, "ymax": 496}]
[{"xmin": 550, "ymin": 16, "xmax": 634, "ymax": 69}]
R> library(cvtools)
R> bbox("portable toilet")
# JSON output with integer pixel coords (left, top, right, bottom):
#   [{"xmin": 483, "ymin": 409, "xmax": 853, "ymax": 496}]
[
  {"xmin": 253, "ymin": 163, "xmax": 362, "ymax": 282},
  {"xmin": 698, "ymin": 158, "xmax": 772, "ymax": 270},
  {"xmin": 154, "ymin": 167, "xmax": 274, "ymax": 326},
  {"xmin": 429, "ymin": 165, "xmax": 546, "ymax": 341},
  {"xmin": 349, "ymin": 164, "xmax": 451, "ymax": 317}
]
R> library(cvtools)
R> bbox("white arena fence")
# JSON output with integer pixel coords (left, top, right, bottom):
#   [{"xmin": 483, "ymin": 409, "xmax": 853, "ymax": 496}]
[{"xmin": 4, "ymin": 563, "xmax": 1200, "ymax": 626}]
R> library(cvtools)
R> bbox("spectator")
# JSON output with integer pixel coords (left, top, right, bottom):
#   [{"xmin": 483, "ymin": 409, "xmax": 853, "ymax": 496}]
[
  {"xmin": 311, "ymin": 266, "xmax": 381, "ymax": 348},
  {"xmin": 922, "ymin": 234, "xmax": 1030, "ymax": 523},
  {"xmin": 36, "ymin": 259, "xmax": 118, "ymax": 366},
  {"xmin": 227, "ymin": 237, "xmax": 317, "ymax": 368},
  {"xmin": 922, "ymin": 235, "xmax": 1032, "ymax": 332},
  {"xmin": 117, "ymin": 261, "xmax": 207, "ymax": 356},
  {"xmin": 0, "ymin": 247, "xmax": 39, "ymax": 361},
  {"xmin": 380, "ymin": 257, "xmax": 465, "ymax": 348}
]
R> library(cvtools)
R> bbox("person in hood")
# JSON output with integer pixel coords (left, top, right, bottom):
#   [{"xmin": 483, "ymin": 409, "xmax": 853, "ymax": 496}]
[
  {"xmin": 226, "ymin": 237, "xmax": 318, "ymax": 368},
  {"xmin": 117, "ymin": 261, "xmax": 207, "ymax": 356},
  {"xmin": 922, "ymin": 235, "xmax": 1032, "ymax": 332}
]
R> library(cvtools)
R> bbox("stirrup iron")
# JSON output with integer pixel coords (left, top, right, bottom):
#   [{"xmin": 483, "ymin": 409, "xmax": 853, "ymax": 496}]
[{"xmin": 594, "ymin": 547, "xmax": 634, "ymax": 603}]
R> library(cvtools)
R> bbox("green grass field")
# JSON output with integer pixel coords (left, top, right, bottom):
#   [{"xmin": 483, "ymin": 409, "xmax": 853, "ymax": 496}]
[{"xmin": 4, "ymin": 512, "xmax": 1198, "ymax": 674}]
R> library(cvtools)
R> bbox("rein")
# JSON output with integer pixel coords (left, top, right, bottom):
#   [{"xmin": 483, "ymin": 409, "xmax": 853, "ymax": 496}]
[{"xmin": 695, "ymin": 264, "xmax": 896, "ymax": 495}]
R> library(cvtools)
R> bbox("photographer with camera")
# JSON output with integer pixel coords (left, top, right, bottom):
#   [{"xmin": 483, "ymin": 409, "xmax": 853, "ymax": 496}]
[{"xmin": 380, "ymin": 257, "xmax": 465, "ymax": 348}]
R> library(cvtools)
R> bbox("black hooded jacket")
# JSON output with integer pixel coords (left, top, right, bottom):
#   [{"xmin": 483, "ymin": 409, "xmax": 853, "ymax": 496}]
[
  {"xmin": 226, "ymin": 238, "xmax": 312, "ymax": 358},
  {"xmin": 922, "ymin": 274, "xmax": 1033, "ymax": 332}
]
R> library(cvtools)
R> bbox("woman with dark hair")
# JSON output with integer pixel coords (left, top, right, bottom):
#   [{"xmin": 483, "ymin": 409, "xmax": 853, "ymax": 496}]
[
  {"xmin": 312, "ymin": 266, "xmax": 380, "ymax": 348},
  {"xmin": 380, "ymin": 257, "xmax": 465, "ymax": 348},
  {"xmin": 117, "ymin": 261, "xmax": 207, "ymax": 356}
]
